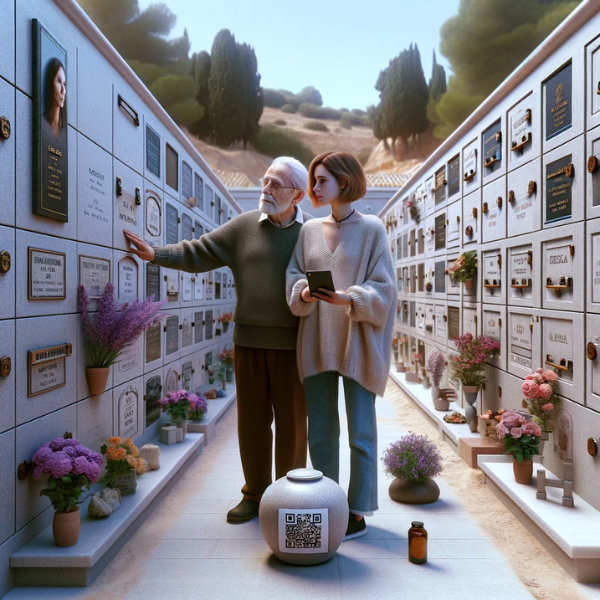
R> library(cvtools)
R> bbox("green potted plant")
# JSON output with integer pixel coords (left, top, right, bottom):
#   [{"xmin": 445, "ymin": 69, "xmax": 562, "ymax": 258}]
[
  {"xmin": 100, "ymin": 436, "xmax": 147, "ymax": 495},
  {"xmin": 448, "ymin": 250, "xmax": 478, "ymax": 289}
]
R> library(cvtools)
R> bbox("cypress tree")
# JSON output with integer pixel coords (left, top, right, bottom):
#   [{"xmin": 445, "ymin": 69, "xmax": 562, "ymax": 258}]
[
  {"xmin": 190, "ymin": 50, "xmax": 212, "ymax": 137},
  {"xmin": 408, "ymin": 44, "xmax": 429, "ymax": 139},
  {"xmin": 238, "ymin": 43, "xmax": 263, "ymax": 147},
  {"xmin": 428, "ymin": 51, "xmax": 447, "ymax": 103}
]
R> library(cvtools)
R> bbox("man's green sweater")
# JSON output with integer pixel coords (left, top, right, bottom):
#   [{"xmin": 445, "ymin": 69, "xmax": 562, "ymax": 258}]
[{"xmin": 152, "ymin": 209, "xmax": 312, "ymax": 350}]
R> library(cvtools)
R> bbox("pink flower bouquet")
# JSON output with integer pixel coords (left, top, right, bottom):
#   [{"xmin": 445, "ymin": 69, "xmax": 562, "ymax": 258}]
[
  {"xmin": 158, "ymin": 389, "xmax": 204, "ymax": 423},
  {"xmin": 495, "ymin": 410, "xmax": 541, "ymax": 463},
  {"xmin": 448, "ymin": 333, "xmax": 500, "ymax": 386},
  {"xmin": 520, "ymin": 368, "xmax": 561, "ymax": 433}
]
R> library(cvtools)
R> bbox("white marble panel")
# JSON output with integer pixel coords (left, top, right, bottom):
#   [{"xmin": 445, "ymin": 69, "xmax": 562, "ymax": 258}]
[
  {"xmin": 113, "ymin": 336, "xmax": 144, "ymax": 389},
  {"xmin": 586, "ymin": 124, "xmax": 600, "ymax": 221},
  {"xmin": 180, "ymin": 307, "xmax": 194, "ymax": 355},
  {"xmin": 0, "ymin": 320, "xmax": 15, "ymax": 434},
  {"xmin": 507, "ymin": 89, "xmax": 540, "ymax": 171},
  {"xmin": 462, "ymin": 137, "xmax": 481, "ymax": 193},
  {"xmin": 587, "ymin": 217, "xmax": 600, "ymax": 314},
  {"xmin": 163, "ymin": 308, "xmax": 181, "ymax": 362},
  {"xmin": 423, "ymin": 215, "xmax": 435, "ymax": 257},
  {"xmin": 462, "ymin": 188, "xmax": 481, "ymax": 247},
  {"xmin": 77, "ymin": 39, "xmax": 112, "ymax": 152},
  {"xmin": 481, "ymin": 115, "xmax": 506, "ymax": 184},
  {"xmin": 415, "ymin": 302, "xmax": 425, "ymax": 336},
  {"xmin": 144, "ymin": 182, "xmax": 164, "ymax": 247},
  {"xmin": 482, "ymin": 366, "xmax": 513, "ymax": 415},
  {"xmin": 506, "ymin": 307, "xmax": 539, "ymax": 379},
  {"xmin": 76, "ymin": 390, "xmax": 113, "ymax": 454},
  {"xmin": 0, "ymin": 0, "xmax": 15, "ymax": 84},
  {"xmin": 77, "ymin": 132, "xmax": 113, "ymax": 246},
  {"xmin": 424, "ymin": 258, "xmax": 435, "ymax": 298},
  {"xmin": 587, "ymin": 37, "xmax": 600, "ymax": 132},
  {"xmin": 507, "ymin": 157, "xmax": 542, "ymax": 237},
  {"xmin": 113, "ymin": 158, "xmax": 144, "ymax": 252},
  {"xmin": 0, "ymin": 429, "xmax": 15, "ymax": 545},
  {"xmin": 15, "ymin": 404, "xmax": 77, "ymax": 530},
  {"xmin": 15, "ymin": 314, "xmax": 78, "ymax": 425},
  {"xmin": 0, "ymin": 225, "xmax": 15, "ymax": 320},
  {"xmin": 507, "ymin": 237, "xmax": 540, "ymax": 308},
  {"xmin": 15, "ymin": 230, "xmax": 77, "ymax": 318},
  {"xmin": 112, "ymin": 376, "xmax": 144, "ymax": 442},
  {"xmin": 481, "ymin": 176, "xmax": 507, "ymax": 242},
  {"xmin": 585, "ymin": 314, "xmax": 600, "ymax": 412},
  {"xmin": 112, "ymin": 249, "xmax": 142, "ymax": 304},
  {"xmin": 482, "ymin": 304, "xmax": 506, "ymax": 371},
  {"xmin": 163, "ymin": 359, "xmax": 181, "ymax": 395},
  {"xmin": 76, "ymin": 241, "xmax": 113, "ymax": 312},
  {"xmin": 113, "ymin": 76, "xmax": 144, "ymax": 175},
  {"xmin": 424, "ymin": 302, "xmax": 435, "ymax": 340},
  {"xmin": 480, "ymin": 243, "xmax": 505, "ymax": 305},
  {"xmin": 16, "ymin": 1, "xmax": 78, "ymax": 125},
  {"xmin": 434, "ymin": 302, "xmax": 447, "ymax": 344},
  {"xmin": 0, "ymin": 78, "xmax": 15, "ymax": 227},
  {"xmin": 461, "ymin": 303, "xmax": 480, "ymax": 338},
  {"xmin": 15, "ymin": 91, "xmax": 77, "ymax": 239}
]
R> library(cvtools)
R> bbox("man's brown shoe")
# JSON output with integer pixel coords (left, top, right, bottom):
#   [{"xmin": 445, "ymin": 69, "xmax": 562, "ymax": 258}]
[{"xmin": 227, "ymin": 500, "xmax": 259, "ymax": 523}]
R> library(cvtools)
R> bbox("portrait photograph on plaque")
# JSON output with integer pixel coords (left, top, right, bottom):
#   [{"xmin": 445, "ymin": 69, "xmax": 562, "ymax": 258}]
[
  {"xmin": 545, "ymin": 62, "xmax": 572, "ymax": 141},
  {"xmin": 28, "ymin": 247, "xmax": 66, "ymax": 300},
  {"xmin": 32, "ymin": 19, "xmax": 69, "ymax": 222}
]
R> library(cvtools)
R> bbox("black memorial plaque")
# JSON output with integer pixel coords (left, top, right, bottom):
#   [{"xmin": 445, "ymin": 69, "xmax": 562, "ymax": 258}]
[
  {"xmin": 145, "ymin": 375, "xmax": 162, "ymax": 427},
  {"xmin": 182, "ymin": 213, "xmax": 193, "ymax": 241},
  {"xmin": 434, "ymin": 214, "xmax": 446, "ymax": 251},
  {"xmin": 166, "ymin": 203, "xmax": 179, "ymax": 245},
  {"xmin": 205, "ymin": 309, "xmax": 213, "ymax": 340},
  {"xmin": 145, "ymin": 323, "xmax": 161, "ymax": 363},
  {"xmin": 194, "ymin": 173, "xmax": 204, "ymax": 212},
  {"xmin": 434, "ymin": 166, "xmax": 446, "ymax": 205},
  {"xmin": 146, "ymin": 263, "xmax": 161, "ymax": 302},
  {"xmin": 447, "ymin": 155, "xmax": 460, "ymax": 197},
  {"xmin": 545, "ymin": 154, "xmax": 573, "ymax": 223},
  {"xmin": 435, "ymin": 260, "xmax": 446, "ymax": 294},
  {"xmin": 165, "ymin": 315, "xmax": 179, "ymax": 355},
  {"xmin": 215, "ymin": 271, "xmax": 221, "ymax": 300},
  {"xmin": 545, "ymin": 63, "xmax": 572, "ymax": 141},
  {"xmin": 447, "ymin": 306, "xmax": 460, "ymax": 342},
  {"xmin": 145, "ymin": 125, "xmax": 160, "ymax": 178},
  {"xmin": 32, "ymin": 20, "xmax": 69, "ymax": 222},
  {"xmin": 182, "ymin": 161, "xmax": 192, "ymax": 200},
  {"xmin": 166, "ymin": 144, "xmax": 178, "ymax": 191},
  {"xmin": 194, "ymin": 311, "xmax": 204, "ymax": 344},
  {"xmin": 483, "ymin": 120, "xmax": 502, "ymax": 172},
  {"xmin": 181, "ymin": 361, "xmax": 193, "ymax": 391},
  {"xmin": 409, "ymin": 301, "xmax": 416, "ymax": 328},
  {"xmin": 194, "ymin": 220, "xmax": 204, "ymax": 240}
]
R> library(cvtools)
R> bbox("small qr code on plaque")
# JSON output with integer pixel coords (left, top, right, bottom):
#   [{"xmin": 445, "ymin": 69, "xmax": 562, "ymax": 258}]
[{"xmin": 278, "ymin": 508, "xmax": 329, "ymax": 554}]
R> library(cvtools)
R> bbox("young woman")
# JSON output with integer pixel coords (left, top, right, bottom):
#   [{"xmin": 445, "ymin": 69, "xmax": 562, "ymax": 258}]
[{"xmin": 286, "ymin": 151, "xmax": 396, "ymax": 540}]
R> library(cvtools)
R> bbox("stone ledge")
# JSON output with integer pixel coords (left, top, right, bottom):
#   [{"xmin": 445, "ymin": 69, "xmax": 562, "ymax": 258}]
[
  {"xmin": 479, "ymin": 455, "xmax": 600, "ymax": 582},
  {"xmin": 389, "ymin": 369, "xmax": 480, "ymax": 451},
  {"xmin": 187, "ymin": 384, "xmax": 236, "ymax": 444},
  {"xmin": 10, "ymin": 432, "xmax": 205, "ymax": 587}
]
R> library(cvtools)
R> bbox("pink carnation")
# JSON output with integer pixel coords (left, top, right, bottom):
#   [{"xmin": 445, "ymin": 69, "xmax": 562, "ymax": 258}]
[
  {"xmin": 543, "ymin": 370, "xmax": 558, "ymax": 382},
  {"xmin": 495, "ymin": 423, "xmax": 507, "ymax": 439},
  {"xmin": 525, "ymin": 375, "xmax": 534, "ymax": 380},
  {"xmin": 536, "ymin": 368, "xmax": 544, "ymax": 374},
  {"xmin": 542, "ymin": 403, "xmax": 554, "ymax": 413},
  {"xmin": 532, "ymin": 373, "xmax": 544, "ymax": 384},
  {"xmin": 538, "ymin": 384, "xmax": 553, "ymax": 400},
  {"xmin": 521, "ymin": 380, "xmax": 540, "ymax": 399},
  {"xmin": 522, "ymin": 421, "xmax": 542, "ymax": 437},
  {"xmin": 511, "ymin": 427, "xmax": 523, "ymax": 439}
]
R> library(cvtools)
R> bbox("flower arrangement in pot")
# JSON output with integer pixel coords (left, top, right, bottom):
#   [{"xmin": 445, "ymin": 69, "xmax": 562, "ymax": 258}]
[
  {"xmin": 449, "ymin": 333, "xmax": 500, "ymax": 432},
  {"xmin": 220, "ymin": 311, "xmax": 233, "ymax": 333},
  {"xmin": 382, "ymin": 433, "xmax": 443, "ymax": 504},
  {"xmin": 217, "ymin": 346, "xmax": 235, "ymax": 384},
  {"xmin": 495, "ymin": 410, "xmax": 541, "ymax": 484},
  {"xmin": 32, "ymin": 436, "xmax": 103, "ymax": 547},
  {"xmin": 426, "ymin": 349, "xmax": 453, "ymax": 411},
  {"xmin": 477, "ymin": 409, "xmax": 506, "ymax": 439},
  {"xmin": 158, "ymin": 389, "xmax": 203, "ymax": 438},
  {"xmin": 187, "ymin": 394, "xmax": 208, "ymax": 422},
  {"xmin": 100, "ymin": 437, "xmax": 148, "ymax": 496},
  {"xmin": 392, "ymin": 337, "xmax": 399, "ymax": 363},
  {"xmin": 78, "ymin": 283, "xmax": 166, "ymax": 396},
  {"xmin": 406, "ymin": 198, "xmax": 419, "ymax": 222},
  {"xmin": 448, "ymin": 250, "xmax": 477, "ymax": 290}
]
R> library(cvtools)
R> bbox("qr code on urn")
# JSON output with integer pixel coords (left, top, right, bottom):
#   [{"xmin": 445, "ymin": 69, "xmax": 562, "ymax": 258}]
[{"xmin": 278, "ymin": 508, "xmax": 329, "ymax": 554}]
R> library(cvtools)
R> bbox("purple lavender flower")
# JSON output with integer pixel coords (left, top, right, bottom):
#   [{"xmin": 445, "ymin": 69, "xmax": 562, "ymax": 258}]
[{"xmin": 381, "ymin": 433, "xmax": 443, "ymax": 483}]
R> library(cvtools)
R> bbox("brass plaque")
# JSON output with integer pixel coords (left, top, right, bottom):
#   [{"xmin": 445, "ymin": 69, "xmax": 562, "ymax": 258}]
[
  {"xmin": 28, "ymin": 247, "xmax": 66, "ymax": 300},
  {"xmin": 27, "ymin": 343, "xmax": 71, "ymax": 397}
]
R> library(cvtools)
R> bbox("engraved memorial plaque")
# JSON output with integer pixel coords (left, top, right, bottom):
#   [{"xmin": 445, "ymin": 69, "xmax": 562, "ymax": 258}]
[
  {"xmin": 145, "ymin": 375, "xmax": 161, "ymax": 427},
  {"xmin": 118, "ymin": 339, "xmax": 139, "ymax": 373},
  {"xmin": 182, "ymin": 161, "xmax": 193, "ymax": 201},
  {"xmin": 434, "ymin": 166, "xmax": 446, "ymax": 205},
  {"xmin": 118, "ymin": 386, "xmax": 139, "ymax": 438},
  {"xmin": 509, "ymin": 246, "xmax": 533, "ymax": 301},
  {"xmin": 194, "ymin": 311, "xmax": 204, "ymax": 344},
  {"xmin": 28, "ymin": 248, "xmax": 66, "ymax": 300},
  {"xmin": 165, "ymin": 368, "xmax": 178, "ymax": 393},
  {"xmin": 194, "ymin": 273, "xmax": 204, "ymax": 300},
  {"xmin": 464, "ymin": 147, "xmax": 477, "ymax": 181},
  {"xmin": 146, "ymin": 263, "xmax": 161, "ymax": 301},
  {"xmin": 145, "ymin": 125, "xmax": 160, "ymax": 178},
  {"xmin": 145, "ymin": 323, "xmax": 161, "ymax": 363},
  {"xmin": 181, "ymin": 361, "xmax": 193, "ymax": 391},
  {"xmin": 435, "ymin": 305, "xmax": 447, "ymax": 339},
  {"xmin": 409, "ymin": 301, "xmax": 416, "ymax": 328},
  {"xmin": 79, "ymin": 255, "xmax": 110, "ymax": 299},
  {"xmin": 447, "ymin": 155, "xmax": 460, "ymax": 197},
  {"xmin": 483, "ymin": 120, "xmax": 502, "ymax": 173},
  {"xmin": 182, "ymin": 213, "xmax": 193, "ymax": 241},
  {"xmin": 118, "ymin": 256, "xmax": 138, "ymax": 302},
  {"xmin": 545, "ymin": 155, "xmax": 573, "ymax": 223},
  {"xmin": 81, "ymin": 165, "xmax": 110, "ymax": 234},
  {"xmin": 117, "ymin": 181, "xmax": 138, "ymax": 228},
  {"xmin": 205, "ymin": 272, "xmax": 214, "ymax": 300},
  {"xmin": 182, "ymin": 316, "xmax": 193, "ymax": 348},
  {"xmin": 165, "ymin": 315, "xmax": 179, "ymax": 356},
  {"xmin": 483, "ymin": 314, "xmax": 501, "ymax": 345},
  {"xmin": 215, "ymin": 271, "xmax": 222, "ymax": 300},
  {"xmin": 543, "ymin": 318, "xmax": 573, "ymax": 383},
  {"xmin": 182, "ymin": 272, "xmax": 192, "ymax": 302},
  {"xmin": 32, "ymin": 20, "xmax": 69, "ymax": 222},
  {"xmin": 425, "ymin": 304, "xmax": 434, "ymax": 334},
  {"xmin": 145, "ymin": 194, "xmax": 162, "ymax": 238},
  {"xmin": 545, "ymin": 63, "xmax": 572, "ymax": 141},
  {"xmin": 510, "ymin": 105, "xmax": 533, "ymax": 153},
  {"xmin": 447, "ymin": 306, "xmax": 460, "ymax": 342},
  {"xmin": 543, "ymin": 237, "xmax": 574, "ymax": 304},
  {"xmin": 166, "ymin": 203, "xmax": 179, "ymax": 245},
  {"xmin": 509, "ymin": 313, "xmax": 533, "ymax": 371},
  {"xmin": 165, "ymin": 268, "xmax": 179, "ymax": 296},
  {"xmin": 483, "ymin": 253, "xmax": 501, "ymax": 297},
  {"xmin": 27, "ymin": 342, "xmax": 71, "ymax": 397},
  {"xmin": 194, "ymin": 173, "xmax": 204, "ymax": 212},
  {"xmin": 166, "ymin": 143, "xmax": 178, "ymax": 191},
  {"xmin": 434, "ymin": 214, "xmax": 446, "ymax": 251},
  {"xmin": 434, "ymin": 260, "xmax": 445, "ymax": 293}
]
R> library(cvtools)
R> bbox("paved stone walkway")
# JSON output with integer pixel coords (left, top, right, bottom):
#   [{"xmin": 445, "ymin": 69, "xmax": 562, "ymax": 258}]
[{"xmin": 5, "ymin": 381, "xmax": 533, "ymax": 600}]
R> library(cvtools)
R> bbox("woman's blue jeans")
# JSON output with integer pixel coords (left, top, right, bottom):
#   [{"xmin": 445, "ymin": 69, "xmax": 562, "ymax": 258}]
[{"xmin": 303, "ymin": 371, "xmax": 378, "ymax": 515}]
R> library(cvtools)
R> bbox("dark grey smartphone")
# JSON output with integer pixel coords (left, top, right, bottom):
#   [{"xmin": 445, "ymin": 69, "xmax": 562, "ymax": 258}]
[{"xmin": 306, "ymin": 270, "xmax": 335, "ymax": 297}]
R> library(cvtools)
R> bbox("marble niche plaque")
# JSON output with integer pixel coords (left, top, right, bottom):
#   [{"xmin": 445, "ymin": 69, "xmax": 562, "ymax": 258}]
[
  {"xmin": 146, "ymin": 193, "xmax": 162, "ymax": 240},
  {"xmin": 146, "ymin": 263, "xmax": 161, "ymax": 301},
  {"xmin": 194, "ymin": 220, "xmax": 204, "ymax": 240},
  {"xmin": 182, "ymin": 161, "xmax": 193, "ymax": 202},
  {"xmin": 545, "ymin": 155, "xmax": 573, "ymax": 223},
  {"xmin": 510, "ymin": 314, "xmax": 533, "ymax": 371},
  {"xmin": 464, "ymin": 147, "xmax": 477, "ymax": 181},
  {"xmin": 28, "ymin": 342, "xmax": 71, "ymax": 397},
  {"xmin": 118, "ymin": 385, "xmax": 139, "ymax": 438},
  {"xmin": 166, "ymin": 144, "xmax": 178, "ymax": 191},
  {"xmin": 81, "ymin": 165, "xmax": 110, "ymax": 236},
  {"xmin": 165, "ymin": 315, "xmax": 179, "ymax": 356},
  {"xmin": 447, "ymin": 306, "xmax": 460, "ymax": 342},
  {"xmin": 118, "ymin": 256, "xmax": 138, "ymax": 302},
  {"xmin": 447, "ymin": 154, "xmax": 460, "ymax": 197},
  {"xmin": 145, "ymin": 375, "xmax": 161, "ymax": 427},
  {"xmin": 79, "ymin": 255, "xmax": 110, "ymax": 299},
  {"xmin": 434, "ymin": 260, "xmax": 445, "ymax": 293},
  {"xmin": 28, "ymin": 247, "xmax": 66, "ymax": 300},
  {"xmin": 165, "ymin": 268, "xmax": 179, "ymax": 297},
  {"xmin": 434, "ymin": 166, "xmax": 446, "ymax": 205},
  {"xmin": 182, "ymin": 273, "xmax": 192, "ymax": 302},
  {"xmin": 215, "ymin": 271, "xmax": 222, "ymax": 300},
  {"xmin": 194, "ymin": 272, "xmax": 204, "ymax": 300},
  {"xmin": 205, "ymin": 309, "xmax": 213, "ymax": 340},
  {"xmin": 117, "ymin": 182, "xmax": 138, "ymax": 228},
  {"xmin": 545, "ymin": 63, "xmax": 572, "ymax": 141},
  {"xmin": 181, "ymin": 361, "xmax": 193, "ymax": 391},
  {"xmin": 181, "ymin": 316, "xmax": 193, "ymax": 348},
  {"xmin": 194, "ymin": 311, "xmax": 204, "ymax": 344},
  {"xmin": 434, "ymin": 214, "xmax": 446, "ymax": 251},
  {"xmin": 145, "ymin": 124, "xmax": 160, "ymax": 178},
  {"xmin": 118, "ymin": 338, "xmax": 139, "ymax": 373},
  {"xmin": 194, "ymin": 173, "xmax": 204, "ymax": 213},
  {"xmin": 483, "ymin": 120, "xmax": 502, "ymax": 172},
  {"xmin": 145, "ymin": 322, "xmax": 161, "ymax": 363},
  {"xmin": 182, "ymin": 213, "xmax": 193, "ymax": 241},
  {"xmin": 165, "ymin": 367, "xmax": 179, "ymax": 393},
  {"xmin": 166, "ymin": 203, "xmax": 179, "ymax": 246},
  {"xmin": 205, "ymin": 272, "xmax": 214, "ymax": 300},
  {"xmin": 510, "ymin": 105, "xmax": 533, "ymax": 153}
]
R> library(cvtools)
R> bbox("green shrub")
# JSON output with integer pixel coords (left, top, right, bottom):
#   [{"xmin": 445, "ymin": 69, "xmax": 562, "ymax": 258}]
[
  {"xmin": 281, "ymin": 104, "xmax": 296, "ymax": 113},
  {"xmin": 360, "ymin": 115, "xmax": 371, "ymax": 126},
  {"xmin": 351, "ymin": 108, "xmax": 367, "ymax": 116},
  {"xmin": 295, "ymin": 86, "xmax": 323, "ymax": 107},
  {"xmin": 254, "ymin": 125, "xmax": 314, "ymax": 166},
  {"xmin": 340, "ymin": 107, "xmax": 349, "ymax": 112},
  {"xmin": 273, "ymin": 118, "xmax": 287, "ymax": 126},
  {"xmin": 263, "ymin": 88, "xmax": 287, "ymax": 108},
  {"xmin": 340, "ymin": 112, "xmax": 362, "ymax": 129},
  {"xmin": 298, "ymin": 103, "xmax": 341, "ymax": 120},
  {"xmin": 304, "ymin": 120, "xmax": 329, "ymax": 132}
]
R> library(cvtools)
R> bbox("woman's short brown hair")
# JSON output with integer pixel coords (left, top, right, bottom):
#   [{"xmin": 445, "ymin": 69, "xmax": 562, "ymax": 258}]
[{"xmin": 307, "ymin": 151, "xmax": 367, "ymax": 207}]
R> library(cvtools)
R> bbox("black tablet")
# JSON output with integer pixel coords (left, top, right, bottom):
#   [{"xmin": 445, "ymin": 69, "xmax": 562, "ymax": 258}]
[{"xmin": 306, "ymin": 270, "xmax": 335, "ymax": 297}]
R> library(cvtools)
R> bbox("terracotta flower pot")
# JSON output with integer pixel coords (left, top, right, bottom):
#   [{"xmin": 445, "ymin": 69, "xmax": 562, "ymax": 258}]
[
  {"xmin": 389, "ymin": 477, "xmax": 440, "ymax": 505},
  {"xmin": 85, "ymin": 367, "xmax": 109, "ymax": 396},
  {"xmin": 463, "ymin": 278, "xmax": 474, "ymax": 289},
  {"xmin": 53, "ymin": 507, "xmax": 81, "ymax": 547},
  {"xmin": 513, "ymin": 458, "xmax": 533, "ymax": 484}
]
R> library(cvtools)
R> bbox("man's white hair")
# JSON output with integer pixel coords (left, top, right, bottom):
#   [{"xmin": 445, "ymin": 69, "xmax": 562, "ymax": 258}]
[{"xmin": 271, "ymin": 156, "xmax": 308, "ymax": 192}]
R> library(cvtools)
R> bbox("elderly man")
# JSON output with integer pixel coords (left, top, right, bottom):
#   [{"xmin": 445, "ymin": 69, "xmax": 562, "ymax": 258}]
[{"xmin": 124, "ymin": 157, "xmax": 311, "ymax": 523}]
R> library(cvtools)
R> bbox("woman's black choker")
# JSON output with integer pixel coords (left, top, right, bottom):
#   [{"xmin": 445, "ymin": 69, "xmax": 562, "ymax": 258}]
[{"xmin": 331, "ymin": 209, "xmax": 355, "ymax": 228}]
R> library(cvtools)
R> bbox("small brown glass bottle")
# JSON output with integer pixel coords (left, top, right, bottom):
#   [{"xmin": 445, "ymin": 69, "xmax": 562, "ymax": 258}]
[{"xmin": 408, "ymin": 521, "xmax": 428, "ymax": 564}]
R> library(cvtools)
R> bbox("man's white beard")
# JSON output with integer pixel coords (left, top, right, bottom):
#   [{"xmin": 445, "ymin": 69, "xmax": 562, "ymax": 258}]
[{"xmin": 259, "ymin": 193, "xmax": 289, "ymax": 215}]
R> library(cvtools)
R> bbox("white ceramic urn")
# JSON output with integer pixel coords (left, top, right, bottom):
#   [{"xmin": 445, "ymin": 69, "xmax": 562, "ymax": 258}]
[{"xmin": 259, "ymin": 468, "xmax": 349, "ymax": 565}]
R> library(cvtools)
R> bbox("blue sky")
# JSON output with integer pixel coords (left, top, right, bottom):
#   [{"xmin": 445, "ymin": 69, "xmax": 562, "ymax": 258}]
[{"xmin": 138, "ymin": 0, "xmax": 460, "ymax": 111}]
